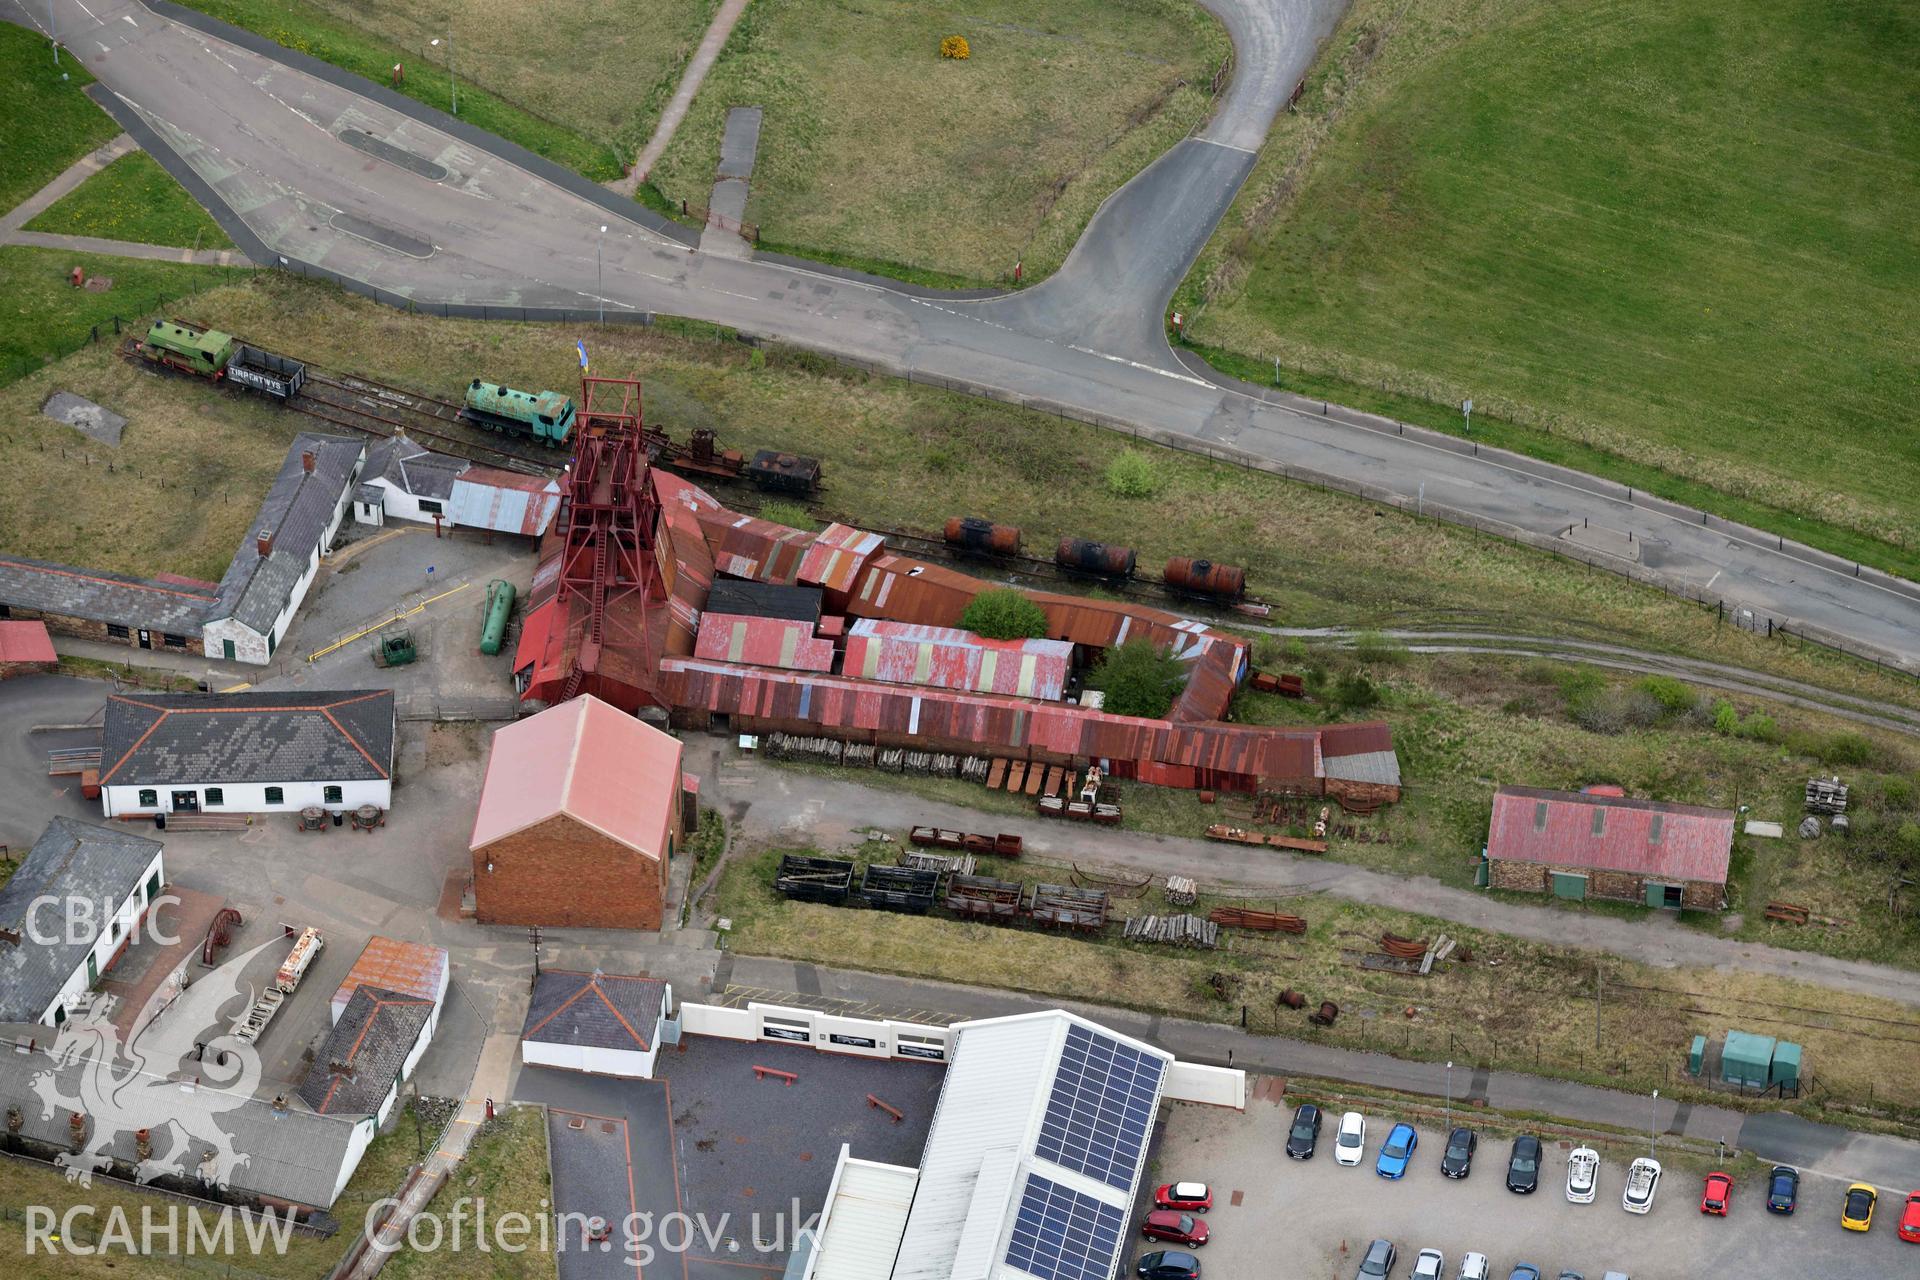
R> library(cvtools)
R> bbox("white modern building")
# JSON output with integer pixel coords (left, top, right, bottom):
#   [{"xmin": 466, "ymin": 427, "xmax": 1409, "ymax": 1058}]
[
  {"xmin": 520, "ymin": 969, "xmax": 672, "ymax": 1078},
  {"xmin": 0, "ymin": 817, "xmax": 167, "ymax": 1026},
  {"xmin": 353, "ymin": 437, "xmax": 562, "ymax": 537},
  {"xmin": 99, "ymin": 689, "xmax": 395, "ymax": 818},
  {"xmin": 202, "ymin": 433, "xmax": 364, "ymax": 665}
]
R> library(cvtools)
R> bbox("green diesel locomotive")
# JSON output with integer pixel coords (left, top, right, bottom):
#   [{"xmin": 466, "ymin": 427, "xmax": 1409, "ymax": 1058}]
[{"xmin": 460, "ymin": 379, "xmax": 576, "ymax": 446}]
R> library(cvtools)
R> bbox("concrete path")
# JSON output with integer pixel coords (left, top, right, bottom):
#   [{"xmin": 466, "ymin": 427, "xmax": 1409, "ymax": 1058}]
[
  {"xmin": 615, "ymin": 0, "xmax": 754, "ymax": 193},
  {"xmin": 5, "ymin": 228, "xmax": 253, "ymax": 265},
  {"xmin": 712, "ymin": 753, "xmax": 1920, "ymax": 1009},
  {"xmin": 725, "ymin": 955, "xmax": 1920, "ymax": 1187},
  {"xmin": 0, "ymin": 131, "xmax": 135, "ymax": 234},
  {"xmin": 697, "ymin": 105, "xmax": 761, "ymax": 258},
  {"xmin": 16, "ymin": 0, "xmax": 1920, "ymax": 670}
]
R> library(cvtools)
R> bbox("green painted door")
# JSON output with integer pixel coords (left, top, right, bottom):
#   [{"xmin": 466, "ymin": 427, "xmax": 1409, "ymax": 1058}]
[
  {"xmin": 87, "ymin": 953, "xmax": 99, "ymax": 985},
  {"xmin": 1645, "ymin": 880, "xmax": 1668, "ymax": 908},
  {"xmin": 222, "ymin": 638, "xmax": 235, "ymax": 661},
  {"xmin": 1551, "ymin": 872, "xmax": 1588, "ymax": 901}
]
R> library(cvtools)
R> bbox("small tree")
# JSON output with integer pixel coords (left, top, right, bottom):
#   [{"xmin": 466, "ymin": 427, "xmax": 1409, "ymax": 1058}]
[
  {"xmin": 1088, "ymin": 640, "xmax": 1188, "ymax": 719},
  {"xmin": 1104, "ymin": 449, "xmax": 1161, "ymax": 499},
  {"xmin": 961, "ymin": 588, "xmax": 1048, "ymax": 640}
]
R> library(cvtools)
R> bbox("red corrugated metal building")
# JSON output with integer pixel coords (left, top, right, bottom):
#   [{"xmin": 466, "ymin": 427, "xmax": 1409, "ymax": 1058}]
[
  {"xmin": 798, "ymin": 523, "xmax": 888, "ymax": 602},
  {"xmin": 843, "ymin": 619, "xmax": 1072, "ymax": 700},
  {"xmin": 1486, "ymin": 785, "xmax": 1733, "ymax": 909},
  {"xmin": 695, "ymin": 612, "xmax": 836, "ymax": 672}
]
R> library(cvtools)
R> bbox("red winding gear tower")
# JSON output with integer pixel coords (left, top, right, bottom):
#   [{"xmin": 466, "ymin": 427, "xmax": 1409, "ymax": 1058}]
[{"xmin": 520, "ymin": 376, "xmax": 673, "ymax": 711}]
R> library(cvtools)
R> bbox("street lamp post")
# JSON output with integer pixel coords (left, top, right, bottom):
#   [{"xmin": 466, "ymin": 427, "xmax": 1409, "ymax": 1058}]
[
  {"xmin": 430, "ymin": 35, "xmax": 456, "ymax": 115},
  {"xmin": 597, "ymin": 225, "xmax": 607, "ymax": 324},
  {"xmin": 1649, "ymin": 1089, "xmax": 1660, "ymax": 1159},
  {"xmin": 1444, "ymin": 1061, "xmax": 1453, "ymax": 1127}
]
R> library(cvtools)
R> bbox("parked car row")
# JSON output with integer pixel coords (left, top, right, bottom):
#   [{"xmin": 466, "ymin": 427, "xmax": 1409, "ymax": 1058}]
[
  {"xmin": 1352, "ymin": 1240, "xmax": 1629, "ymax": 1280},
  {"xmin": 1291, "ymin": 1104, "xmax": 1920, "ymax": 1237}
]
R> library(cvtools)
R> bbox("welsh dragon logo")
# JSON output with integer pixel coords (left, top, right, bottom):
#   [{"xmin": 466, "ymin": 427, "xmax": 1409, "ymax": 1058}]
[{"xmin": 28, "ymin": 937, "xmax": 281, "ymax": 1190}]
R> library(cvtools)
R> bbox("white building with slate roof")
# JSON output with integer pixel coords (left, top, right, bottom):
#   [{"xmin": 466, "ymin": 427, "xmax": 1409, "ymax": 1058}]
[
  {"xmin": 202, "ymin": 432, "xmax": 363, "ymax": 664},
  {"xmin": 0, "ymin": 818, "xmax": 167, "ymax": 1026},
  {"xmin": 520, "ymin": 969, "xmax": 671, "ymax": 1078},
  {"xmin": 352, "ymin": 438, "xmax": 467, "ymax": 528},
  {"xmin": 99, "ymin": 689, "xmax": 395, "ymax": 818}
]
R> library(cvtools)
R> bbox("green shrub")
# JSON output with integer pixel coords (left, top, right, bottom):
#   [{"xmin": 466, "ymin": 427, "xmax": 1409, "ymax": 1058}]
[
  {"xmin": 1735, "ymin": 713, "xmax": 1780, "ymax": 743},
  {"xmin": 960, "ymin": 588, "xmax": 1049, "ymax": 640},
  {"xmin": 1333, "ymin": 670, "xmax": 1379, "ymax": 711},
  {"xmin": 1712, "ymin": 698, "xmax": 1740, "ymax": 735},
  {"xmin": 1816, "ymin": 732, "xmax": 1876, "ymax": 768},
  {"xmin": 757, "ymin": 499, "xmax": 816, "ymax": 531},
  {"xmin": 1104, "ymin": 449, "xmax": 1162, "ymax": 499},
  {"xmin": 1882, "ymin": 777, "xmax": 1914, "ymax": 810},
  {"xmin": 1556, "ymin": 667, "xmax": 1605, "ymax": 713},
  {"xmin": 1634, "ymin": 675, "xmax": 1698, "ymax": 715},
  {"xmin": 1352, "ymin": 630, "xmax": 1408, "ymax": 665},
  {"xmin": 924, "ymin": 444, "xmax": 965, "ymax": 474},
  {"xmin": 1088, "ymin": 639, "xmax": 1188, "ymax": 718}
]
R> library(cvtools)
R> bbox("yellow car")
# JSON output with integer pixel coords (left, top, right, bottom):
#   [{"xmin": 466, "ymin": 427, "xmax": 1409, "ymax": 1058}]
[{"xmin": 1841, "ymin": 1183, "xmax": 1878, "ymax": 1232}]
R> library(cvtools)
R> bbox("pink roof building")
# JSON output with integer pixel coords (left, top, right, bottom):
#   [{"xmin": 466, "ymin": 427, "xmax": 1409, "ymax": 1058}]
[
  {"xmin": 843, "ymin": 618, "xmax": 1073, "ymax": 700},
  {"xmin": 0, "ymin": 620, "xmax": 58, "ymax": 667},
  {"xmin": 1487, "ymin": 785, "xmax": 1734, "ymax": 894},
  {"xmin": 469, "ymin": 695, "xmax": 686, "ymax": 930},
  {"xmin": 693, "ymin": 611, "xmax": 836, "ymax": 672}
]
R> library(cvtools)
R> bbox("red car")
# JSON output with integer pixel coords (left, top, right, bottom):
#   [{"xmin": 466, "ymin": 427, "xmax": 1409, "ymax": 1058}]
[
  {"xmin": 1701, "ymin": 1171, "xmax": 1733, "ymax": 1216},
  {"xmin": 1152, "ymin": 1182, "xmax": 1212, "ymax": 1214},
  {"xmin": 1141, "ymin": 1210, "xmax": 1209, "ymax": 1247},
  {"xmin": 1900, "ymin": 1190, "xmax": 1920, "ymax": 1243}
]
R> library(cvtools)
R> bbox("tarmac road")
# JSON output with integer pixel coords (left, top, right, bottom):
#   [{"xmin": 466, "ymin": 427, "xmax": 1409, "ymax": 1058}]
[{"xmin": 9, "ymin": 0, "xmax": 1920, "ymax": 671}]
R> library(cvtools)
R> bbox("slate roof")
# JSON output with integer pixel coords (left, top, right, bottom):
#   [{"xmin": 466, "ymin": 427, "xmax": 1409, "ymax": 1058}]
[
  {"xmin": 296, "ymin": 986, "xmax": 435, "ymax": 1116},
  {"xmin": 209, "ymin": 433, "xmax": 363, "ymax": 634},
  {"xmin": 101, "ymin": 690, "xmax": 395, "ymax": 786},
  {"xmin": 362, "ymin": 438, "xmax": 465, "ymax": 500},
  {"xmin": 704, "ymin": 579, "xmax": 823, "ymax": 625},
  {"xmin": 521, "ymin": 970, "xmax": 667, "ymax": 1051},
  {"xmin": 0, "ymin": 1042, "xmax": 357, "ymax": 1208},
  {"xmin": 0, "ymin": 818, "xmax": 162, "ymax": 1021},
  {"xmin": 0, "ymin": 553, "xmax": 217, "ymax": 634},
  {"xmin": 1488, "ymin": 785, "xmax": 1735, "ymax": 883}
]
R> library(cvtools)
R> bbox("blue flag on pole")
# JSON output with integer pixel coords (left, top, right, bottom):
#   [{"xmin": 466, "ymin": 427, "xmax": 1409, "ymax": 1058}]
[{"xmin": 576, "ymin": 341, "xmax": 589, "ymax": 372}]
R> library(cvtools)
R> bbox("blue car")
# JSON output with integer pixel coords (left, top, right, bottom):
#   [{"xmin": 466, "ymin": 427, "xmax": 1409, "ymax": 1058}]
[
  {"xmin": 1375, "ymin": 1122, "xmax": 1418, "ymax": 1178},
  {"xmin": 1506, "ymin": 1268, "xmax": 1542, "ymax": 1280}
]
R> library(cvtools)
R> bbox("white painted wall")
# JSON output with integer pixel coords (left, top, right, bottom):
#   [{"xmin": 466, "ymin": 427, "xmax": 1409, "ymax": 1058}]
[
  {"xmin": 201, "ymin": 456, "xmax": 360, "ymax": 665},
  {"xmin": 1163, "ymin": 1061, "xmax": 1246, "ymax": 1109},
  {"xmin": 329, "ymin": 1116, "xmax": 378, "ymax": 1205},
  {"xmin": 675, "ymin": 1001, "xmax": 952, "ymax": 1063},
  {"xmin": 38, "ymin": 848, "xmax": 166, "ymax": 1026},
  {"xmin": 362, "ymin": 478, "xmax": 452, "ymax": 529},
  {"xmin": 522, "ymin": 1039, "xmax": 661, "ymax": 1079},
  {"xmin": 353, "ymin": 497, "xmax": 385, "ymax": 528},
  {"xmin": 102, "ymin": 778, "xmax": 391, "ymax": 818}
]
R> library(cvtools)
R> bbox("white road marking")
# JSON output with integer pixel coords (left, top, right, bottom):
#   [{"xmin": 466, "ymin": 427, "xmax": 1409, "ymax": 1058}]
[
  {"xmin": 97, "ymin": 41, "xmax": 111, "ymax": 53},
  {"xmin": 1194, "ymin": 136, "xmax": 1257, "ymax": 154},
  {"xmin": 1706, "ymin": 571, "xmax": 1722, "ymax": 590},
  {"xmin": 123, "ymin": 13, "xmax": 138, "ymax": 25},
  {"xmin": 1069, "ymin": 344, "xmax": 1214, "ymax": 388},
  {"xmin": 74, "ymin": 0, "xmax": 101, "ymax": 23}
]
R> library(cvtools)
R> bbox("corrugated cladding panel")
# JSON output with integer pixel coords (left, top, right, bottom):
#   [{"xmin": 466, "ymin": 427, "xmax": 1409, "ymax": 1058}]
[
  {"xmin": 1487, "ymin": 786, "xmax": 1733, "ymax": 882},
  {"xmin": 704, "ymin": 513, "xmax": 812, "ymax": 585},
  {"xmin": 693, "ymin": 612, "xmax": 835, "ymax": 672},
  {"xmin": 846, "ymin": 555, "xmax": 980, "ymax": 628},
  {"xmin": 798, "ymin": 524, "xmax": 887, "ymax": 593},
  {"xmin": 844, "ymin": 619, "xmax": 1070, "ymax": 701},
  {"xmin": 1319, "ymin": 721, "xmax": 1396, "ymax": 757}
]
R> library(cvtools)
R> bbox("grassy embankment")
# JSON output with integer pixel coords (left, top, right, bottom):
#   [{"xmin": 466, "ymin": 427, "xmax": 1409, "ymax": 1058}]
[
  {"xmin": 26, "ymin": 151, "xmax": 235, "ymax": 251},
  {"xmin": 1179, "ymin": 0, "xmax": 1920, "ymax": 581},
  {"xmin": 648, "ymin": 0, "xmax": 1230, "ymax": 285}
]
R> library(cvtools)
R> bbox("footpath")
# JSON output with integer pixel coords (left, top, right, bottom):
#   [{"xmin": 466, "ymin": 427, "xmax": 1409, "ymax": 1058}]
[{"xmin": 2, "ymin": 132, "xmax": 253, "ymax": 265}]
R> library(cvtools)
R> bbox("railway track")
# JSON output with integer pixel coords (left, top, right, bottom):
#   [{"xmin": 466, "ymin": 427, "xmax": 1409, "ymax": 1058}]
[{"xmin": 297, "ymin": 369, "xmax": 564, "ymax": 475}]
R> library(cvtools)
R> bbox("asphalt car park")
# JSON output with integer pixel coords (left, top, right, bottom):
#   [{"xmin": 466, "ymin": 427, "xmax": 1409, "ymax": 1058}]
[{"xmin": 1142, "ymin": 1098, "xmax": 1917, "ymax": 1279}]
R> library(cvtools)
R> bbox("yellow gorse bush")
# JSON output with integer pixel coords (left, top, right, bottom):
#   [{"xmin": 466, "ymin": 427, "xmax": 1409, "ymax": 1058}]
[{"xmin": 940, "ymin": 34, "xmax": 970, "ymax": 60}]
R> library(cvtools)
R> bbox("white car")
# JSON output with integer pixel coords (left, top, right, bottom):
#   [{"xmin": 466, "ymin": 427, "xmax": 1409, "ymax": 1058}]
[
  {"xmin": 1566, "ymin": 1147, "xmax": 1599, "ymax": 1203},
  {"xmin": 1334, "ymin": 1111, "xmax": 1367, "ymax": 1166},
  {"xmin": 1457, "ymin": 1255, "xmax": 1490, "ymax": 1280},
  {"xmin": 1411, "ymin": 1249, "xmax": 1445, "ymax": 1280},
  {"xmin": 1622, "ymin": 1157, "xmax": 1661, "ymax": 1214}
]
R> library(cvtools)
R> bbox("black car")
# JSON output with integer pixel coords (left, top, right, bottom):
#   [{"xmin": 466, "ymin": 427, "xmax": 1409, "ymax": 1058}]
[
  {"xmin": 1441, "ymin": 1126, "xmax": 1477, "ymax": 1179},
  {"xmin": 1137, "ymin": 1251, "xmax": 1201, "ymax": 1280},
  {"xmin": 1766, "ymin": 1164, "xmax": 1800, "ymax": 1215},
  {"xmin": 1355, "ymin": 1239, "xmax": 1397, "ymax": 1280},
  {"xmin": 1286, "ymin": 1103, "xmax": 1323, "ymax": 1159},
  {"xmin": 1506, "ymin": 1134, "xmax": 1543, "ymax": 1194}
]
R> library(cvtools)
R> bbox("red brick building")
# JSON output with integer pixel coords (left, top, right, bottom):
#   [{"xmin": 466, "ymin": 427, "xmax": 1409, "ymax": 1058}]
[
  {"xmin": 468, "ymin": 695, "xmax": 687, "ymax": 930},
  {"xmin": 1486, "ymin": 785, "xmax": 1734, "ymax": 910}
]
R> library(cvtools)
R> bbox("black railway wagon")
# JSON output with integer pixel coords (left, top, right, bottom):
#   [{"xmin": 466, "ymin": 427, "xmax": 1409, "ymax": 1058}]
[
  {"xmin": 227, "ymin": 345, "xmax": 307, "ymax": 400},
  {"xmin": 747, "ymin": 449, "xmax": 822, "ymax": 495},
  {"xmin": 1055, "ymin": 538, "xmax": 1136, "ymax": 581},
  {"xmin": 859, "ymin": 864, "xmax": 940, "ymax": 913},
  {"xmin": 775, "ymin": 854, "xmax": 854, "ymax": 904}
]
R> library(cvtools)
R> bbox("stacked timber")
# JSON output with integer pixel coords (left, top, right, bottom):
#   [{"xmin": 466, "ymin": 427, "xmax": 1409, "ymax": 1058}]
[
  {"xmin": 1124, "ymin": 914, "xmax": 1220, "ymax": 948},
  {"xmin": 903, "ymin": 850, "xmax": 976, "ymax": 877},
  {"xmin": 1805, "ymin": 777, "xmax": 1848, "ymax": 814},
  {"xmin": 1165, "ymin": 876, "xmax": 1198, "ymax": 906}
]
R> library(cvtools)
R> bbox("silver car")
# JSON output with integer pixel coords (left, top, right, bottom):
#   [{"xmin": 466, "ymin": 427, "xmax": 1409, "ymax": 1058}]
[
  {"xmin": 1411, "ymin": 1249, "xmax": 1445, "ymax": 1280},
  {"xmin": 1457, "ymin": 1255, "xmax": 1491, "ymax": 1280}
]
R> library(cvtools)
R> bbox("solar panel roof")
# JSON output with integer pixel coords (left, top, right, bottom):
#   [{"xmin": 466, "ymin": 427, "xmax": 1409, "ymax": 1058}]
[
  {"xmin": 1004, "ymin": 1174, "xmax": 1126, "ymax": 1280},
  {"xmin": 1033, "ymin": 1023, "xmax": 1165, "ymax": 1190}
]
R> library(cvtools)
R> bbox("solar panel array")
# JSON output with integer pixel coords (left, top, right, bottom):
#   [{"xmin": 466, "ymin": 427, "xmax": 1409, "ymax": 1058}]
[
  {"xmin": 1004, "ymin": 1175, "xmax": 1127, "ymax": 1280},
  {"xmin": 1033, "ymin": 1024, "xmax": 1164, "ymax": 1190}
]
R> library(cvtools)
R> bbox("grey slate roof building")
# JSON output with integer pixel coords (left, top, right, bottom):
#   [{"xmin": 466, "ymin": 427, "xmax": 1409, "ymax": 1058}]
[
  {"xmin": 362, "ymin": 438, "xmax": 465, "ymax": 500},
  {"xmin": 0, "ymin": 1044, "xmax": 359, "ymax": 1210},
  {"xmin": 296, "ymin": 986, "xmax": 434, "ymax": 1117},
  {"xmin": 0, "ymin": 554, "xmax": 217, "ymax": 635},
  {"xmin": 101, "ymin": 690, "xmax": 396, "ymax": 786},
  {"xmin": 703, "ymin": 580, "xmax": 823, "ymax": 626},
  {"xmin": 0, "ymin": 818, "xmax": 164, "ymax": 1022},
  {"xmin": 207, "ymin": 433, "xmax": 363, "ymax": 636},
  {"xmin": 522, "ymin": 970, "xmax": 667, "ymax": 1051}
]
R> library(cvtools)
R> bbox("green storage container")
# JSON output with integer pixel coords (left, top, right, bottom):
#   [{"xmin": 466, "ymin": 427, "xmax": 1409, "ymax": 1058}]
[
  {"xmin": 1769, "ymin": 1040, "xmax": 1803, "ymax": 1089},
  {"xmin": 1551, "ymin": 871, "xmax": 1589, "ymax": 901},
  {"xmin": 1688, "ymin": 1035, "xmax": 1706, "ymax": 1077},
  {"xmin": 479, "ymin": 579, "xmax": 515, "ymax": 655},
  {"xmin": 1721, "ymin": 1029, "xmax": 1776, "ymax": 1088}
]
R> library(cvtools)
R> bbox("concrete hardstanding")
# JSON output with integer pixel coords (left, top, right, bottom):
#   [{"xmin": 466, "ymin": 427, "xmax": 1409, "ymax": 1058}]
[{"xmin": 472, "ymin": 811, "xmax": 672, "ymax": 931}]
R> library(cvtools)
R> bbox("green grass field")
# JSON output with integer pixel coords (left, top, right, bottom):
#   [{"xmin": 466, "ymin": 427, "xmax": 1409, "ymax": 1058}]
[
  {"xmin": 26, "ymin": 151, "xmax": 234, "ymax": 250},
  {"xmin": 648, "ymin": 0, "xmax": 1229, "ymax": 283},
  {"xmin": 1185, "ymin": 0, "xmax": 1920, "ymax": 556},
  {"xmin": 0, "ymin": 22, "xmax": 121, "ymax": 214},
  {"xmin": 0, "ymin": 245, "xmax": 245, "ymax": 388},
  {"xmin": 177, "ymin": 0, "xmax": 718, "ymax": 180}
]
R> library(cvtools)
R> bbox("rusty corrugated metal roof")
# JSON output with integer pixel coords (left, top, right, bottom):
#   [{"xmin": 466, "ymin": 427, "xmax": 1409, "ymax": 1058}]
[
  {"xmin": 845, "ymin": 554, "xmax": 982, "ymax": 627},
  {"xmin": 700, "ymin": 509, "xmax": 813, "ymax": 584},
  {"xmin": 844, "ymin": 619, "xmax": 1071, "ymax": 700},
  {"xmin": 797, "ymin": 523, "xmax": 888, "ymax": 594},
  {"xmin": 1487, "ymin": 786, "xmax": 1733, "ymax": 883},
  {"xmin": 695, "ymin": 612, "xmax": 836, "ymax": 671}
]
